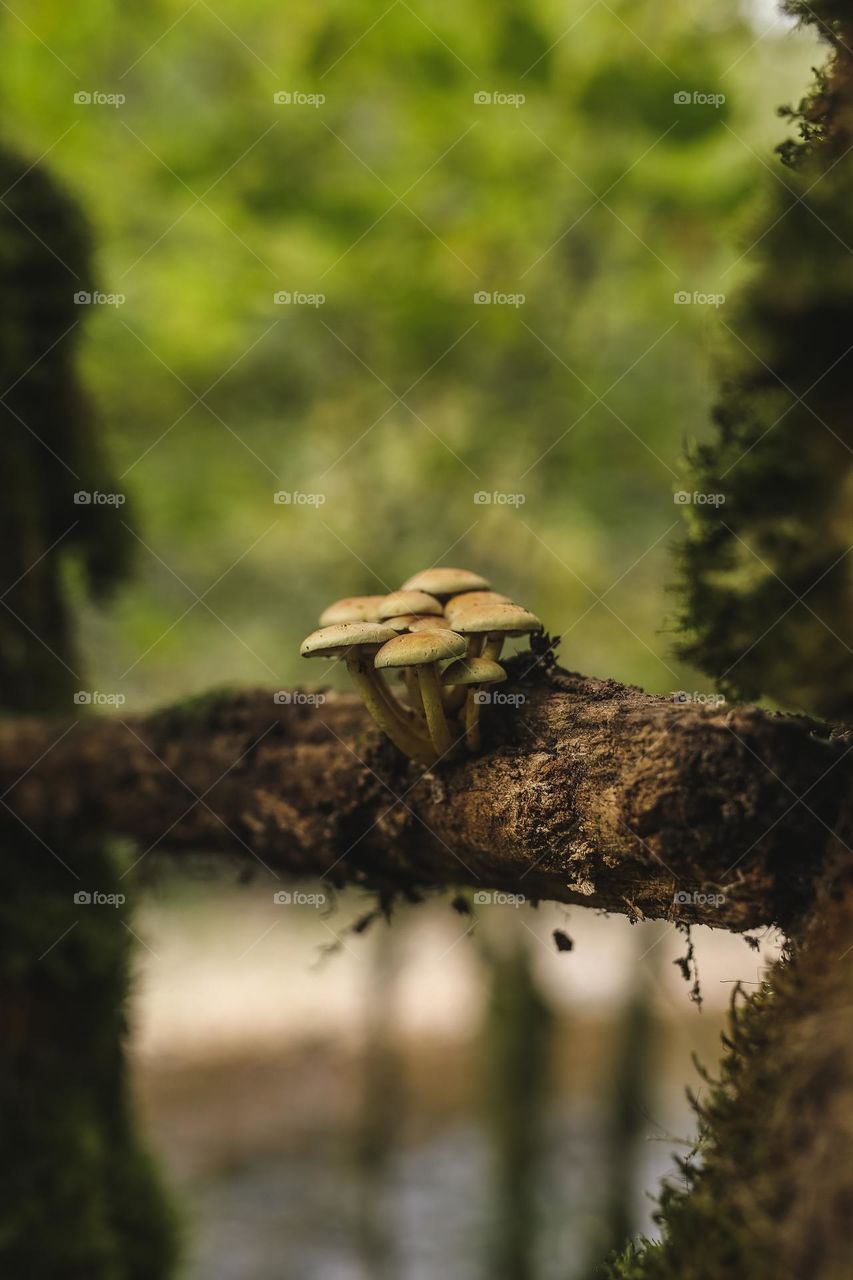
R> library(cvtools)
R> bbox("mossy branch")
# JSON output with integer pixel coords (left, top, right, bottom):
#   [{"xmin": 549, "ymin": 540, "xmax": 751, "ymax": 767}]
[{"xmin": 1, "ymin": 664, "xmax": 850, "ymax": 933}]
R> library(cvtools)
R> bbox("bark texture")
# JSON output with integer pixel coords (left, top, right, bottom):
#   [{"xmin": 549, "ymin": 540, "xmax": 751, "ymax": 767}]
[{"xmin": 3, "ymin": 663, "xmax": 851, "ymax": 933}]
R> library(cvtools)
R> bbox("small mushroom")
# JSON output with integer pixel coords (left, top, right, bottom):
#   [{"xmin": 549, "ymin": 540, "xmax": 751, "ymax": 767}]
[
  {"xmin": 441, "ymin": 656, "xmax": 507, "ymax": 753},
  {"xmin": 382, "ymin": 613, "xmax": 456, "ymax": 719},
  {"xmin": 385, "ymin": 614, "xmax": 456, "ymax": 632},
  {"xmin": 377, "ymin": 590, "xmax": 443, "ymax": 619},
  {"xmin": 445, "ymin": 590, "xmax": 515, "ymax": 664},
  {"xmin": 319, "ymin": 595, "xmax": 386, "ymax": 626},
  {"xmin": 375, "ymin": 630, "xmax": 466, "ymax": 759},
  {"xmin": 400, "ymin": 567, "xmax": 490, "ymax": 598},
  {"xmin": 300, "ymin": 622, "xmax": 432, "ymax": 762},
  {"xmin": 450, "ymin": 602, "xmax": 542, "ymax": 663},
  {"xmin": 445, "ymin": 590, "xmax": 513, "ymax": 621}
]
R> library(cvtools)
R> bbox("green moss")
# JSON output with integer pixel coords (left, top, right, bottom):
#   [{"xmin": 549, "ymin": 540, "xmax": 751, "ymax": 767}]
[
  {"xmin": 0, "ymin": 147, "xmax": 179, "ymax": 1277},
  {"xmin": 149, "ymin": 684, "xmax": 244, "ymax": 735},
  {"xmin": 607, "ymin": 914, "xmax": 853, "ymax": 1280},
  {"xmin": 0, "ymin": 837, "xmax": 180, "ymax": 1278},
  {"xmin": 675, "ymin": 1, "xmax": 853, "ymax": 720}
]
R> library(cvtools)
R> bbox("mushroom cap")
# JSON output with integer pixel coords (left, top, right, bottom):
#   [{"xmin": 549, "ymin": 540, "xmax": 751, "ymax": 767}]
[
  {"xmin": 319, "ymin": 595, "xmax": 385, "ymax": 626},
  {"xmin": 374, "ymin": 630, "xmax": 467, "ymax": 669},
  {"xmin": 445, "ymin": 590, "xmax": 513, "ymax": 623},
  {"xmin": 450, "ymin": 604, "xmax": 543, "ymax": 636},
  {"xmin": 385, "ymin": 613, "xmax": 455, "ymax": 633},
  {"xmin": 400, "ymin": 567, "xmax": 490, "ymax": 597},
  {"xmin": 376, "ymin": 590, "xmax": 443, "ymax": 619},
  {"xmin": 300, "ymin": 621, "xmax": 397, "ymax": 658},
  {"xmin": 441, "ymin": 657, "xmax": 507, "ymax": 687}
]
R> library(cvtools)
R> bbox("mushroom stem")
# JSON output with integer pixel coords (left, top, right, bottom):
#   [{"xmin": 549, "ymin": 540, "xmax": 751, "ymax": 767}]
[
  {"xmin": 378, "ymin": 670, "xmax": 422, "ymax": 730},
  {"xmin": 345, "ymin": 655, "xmax": 434, "ymax": 765},
  {"xmin": 443, "ymin": 680, "xmax": 467, "ymax": 715},
  {"xmin": 481, "ymin": 635, "xmax": 504, "ymax": 663},
  {"xmin": 403, "ymin": 667, "xmax": 426, "ymax": 721},
  {"xmin": 444, "ymin": 636, "xmax": 481, "ymax": 714},
  {"xmin": 465, "ymin": 686, "xmax": 483, "ymax": 753},
  {"xmin": 417, "ymin": 664, "xmax": 454, "ymax": 759}
]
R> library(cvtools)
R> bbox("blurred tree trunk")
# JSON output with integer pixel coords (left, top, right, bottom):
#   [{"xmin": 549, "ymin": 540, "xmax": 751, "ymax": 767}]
[
  {"xmin": 353, "ymin": 922, "xmax": 401, "ymax": 1279},
  {"xmin": 583, "ymin": 947, "xmax": 657, "ymax": 1278},
  {"xmin": 481, "ymin": 929, "xmax": 554, "ymax": 1280},
  {"xmin": 610, "ymin": 4, "xmax": 853, "ymax": 1276},
  {"xmin": 0, "ymin": 149, "xmax": 178, "ymax": 1278}
]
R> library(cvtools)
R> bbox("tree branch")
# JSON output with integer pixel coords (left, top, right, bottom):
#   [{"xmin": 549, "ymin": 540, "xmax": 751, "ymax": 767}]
[{"xmin": 2, "ymin": 665, "xmax": 850, "ymax": 931}]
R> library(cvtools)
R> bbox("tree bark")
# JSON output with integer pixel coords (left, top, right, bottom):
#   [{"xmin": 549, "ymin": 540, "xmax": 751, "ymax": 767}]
[{"xmin": 2, "ymin": 664, "xmax": 851, "ymax": 933}]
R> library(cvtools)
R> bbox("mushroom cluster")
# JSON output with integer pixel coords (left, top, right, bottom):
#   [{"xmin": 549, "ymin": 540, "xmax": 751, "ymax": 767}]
[{"xmin": 300, "ymin": 568, "xmax": 542, "ymax": 765}]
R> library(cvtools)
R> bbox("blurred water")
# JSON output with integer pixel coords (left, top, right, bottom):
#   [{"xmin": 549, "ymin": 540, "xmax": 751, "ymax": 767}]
[{"xmin": 186, "ymin": 1103, "xmax": 679, "ymax": 1280}]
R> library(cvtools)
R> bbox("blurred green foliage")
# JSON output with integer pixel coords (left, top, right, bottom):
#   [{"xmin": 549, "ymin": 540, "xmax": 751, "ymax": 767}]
[{"xmin": 0, "ymin": 0, "xmax": 817, "ymax": 708}]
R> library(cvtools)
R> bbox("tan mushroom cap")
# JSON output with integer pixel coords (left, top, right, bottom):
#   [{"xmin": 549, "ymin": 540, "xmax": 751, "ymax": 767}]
[
  {"xmin": 450, "ymin": 604, "xmax": 542, "ymax": 636},
  {"xmin": 376, "ymin": 590, "xmax": 443, "ymax": 619},
  {"xmin": 445, "ymin": 590, "xmax": 513, "ymax": 623},
  {"xmin": 441, "ymin": 657, "xmax": 507, "ymax": 687},
  {"xmin": 400, "ymin": 567, "xmax": 490, "ymax": 597},
  {"xmin": 385, "ymin": 613, "xmax": 455, "ymax": 633},
  {"xmin": 319, "ymin": 595, "xmax": 385, "ymax": 626},
  {"xmin": 300, "ymin": 621, "xmax": 397, "ymax": 658},
  {"xmin": 374, "ymin": 630, "xmax": 466, "ymax": 669}
]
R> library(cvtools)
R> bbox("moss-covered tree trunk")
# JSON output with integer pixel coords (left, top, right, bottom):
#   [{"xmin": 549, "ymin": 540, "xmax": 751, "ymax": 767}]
[
  {"xmin": 0, "ymin": 150, "xmax": 178, "ymax": 1277},
  {"xmin": 609, "ymin": 2, "xmax": 853, "ymax": 1276}
]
